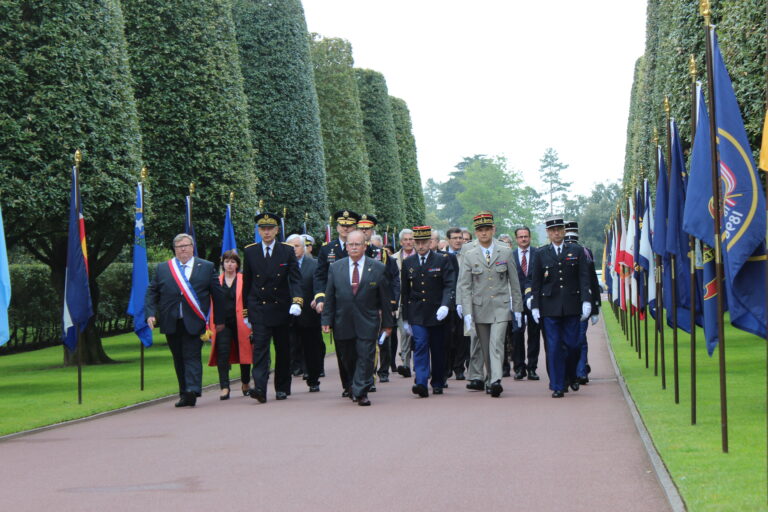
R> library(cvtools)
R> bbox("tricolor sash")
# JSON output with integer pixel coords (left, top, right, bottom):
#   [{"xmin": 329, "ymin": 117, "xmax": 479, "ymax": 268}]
[{"xmin": 168, "ymin": 259, "xmax": 209, "ymax": 324}]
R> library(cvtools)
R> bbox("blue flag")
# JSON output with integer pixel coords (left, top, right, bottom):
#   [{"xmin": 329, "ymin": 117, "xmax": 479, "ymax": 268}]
[
  {"xmin": 0, "ymin": 205, "xmax": 10, "ymax": 346},
  {"xmin": 62, "ymin": 166, "xmax": 94, "ymax": 351},
  {"xmin": 126, "ymin": 183, "xmax": 152, "ymax": 348},
  {"xmin": 184, "ymin": 195, "xmax": 198, "ymax": 257},
  {"xmin": 634, "ymin": 187, "xmax": 646, "ymax": 314},
  {"xmin": 279, "ymin": 216, "xmax": 286, "ymax": 243},
  {"xmin": 253, "ymin": 206, "xmax": 262, "ymax": 244},
  {"xmin": 652, "ymin": 147, "xmax": 668, "ymax": 257},
  {"xmin": 711, "ymin": 28, "xmax": 767, "ymax": 339},
  {"xmin": 221, "ymin": 203, "xmax": 237, "ymax": 255}
]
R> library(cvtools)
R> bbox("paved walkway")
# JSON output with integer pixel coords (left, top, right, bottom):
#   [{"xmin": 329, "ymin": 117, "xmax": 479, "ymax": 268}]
[{"xmin": 1, "ymin": 315, "xmax": 671, "ymax": 512}]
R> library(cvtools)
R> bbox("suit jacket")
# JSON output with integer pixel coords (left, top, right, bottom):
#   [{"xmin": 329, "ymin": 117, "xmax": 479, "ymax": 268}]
[
  {"xmin": 457, "ymin": 242, "xmax": 523, "ymax": 323},
  {"xmin": 512, "ymin": 246, "xmax": 537, "ymax": 309},
  {"xmin": 401, "ymin": 251, "xmax": 456, "ymax": 326},
  {"xmin": 367, "ymin": 243, "xmax": 400, "ymax": 312},
  {"xmin": 582, "ymin": 245, "xmax": 602, "ymax": 311},
  {"xmin": 297, "ymin": 256, "xmax": 321, "ymax": 328},
  {"xmin": 241, "ymin": 241, "xmax": 303, "ymax": 327},
  {"xmin": 145, "ymin": 258, "xmax": 223, "ymax": 335},
  {"xmin": 313, "ymin": 238, "xmax": 347, "ymax": 304},
  {"xmin": 530, "ymin": 242, "xmax": 591, "ymax": 317},
  {"xmin": 321, "ymin": 256, "xmax": 395, "ymax": 340}
]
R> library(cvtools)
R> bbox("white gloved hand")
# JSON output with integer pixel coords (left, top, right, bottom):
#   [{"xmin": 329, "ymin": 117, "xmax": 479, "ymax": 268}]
[
  {"xmin": 436, "ymin": 305, "xmax": 449, "ymax": 322},
  {"xmin": 580, "ymin": 301, "xmax": 592, "ymax": 322},
  {"xmin": 526, "ymin": 296, "xmax": 532, "ymax": 310},
  {"xmin": 403, "ymin": 321, "xmax": 413, "ymax": 337},
  {"xmin": 590, "ymin": 314, "xmax": 599, "ymax": 326},
  {"xmin": 531, "ymin": 308, "xmax": 540, "ymax": 324},
  {"xmin": 289, "ymin": 304, "xmax": 302, "ymax": 317},
  {"xmin": 463, "ymin": 314, "xmax": 473, "ymax": 332},
  {"xmin": 243, "ymin": 318, "xmax": 252, "ymax": 329},
  {"xmin": 514, "ymin": 311, "xmax": 522, "ymax": 328},
  {"xmin": 456, "ymin": 304, "xmax": 464, "ymax": 318}
]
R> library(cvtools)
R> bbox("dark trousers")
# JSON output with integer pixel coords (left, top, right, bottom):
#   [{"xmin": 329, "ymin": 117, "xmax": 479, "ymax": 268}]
[
  {"xmin": 576, "ymin": 320, "xmax": 589, "ymax": 377},
  {"xmin": 337, "ymin": 337, "xmax": 376, "ymax": 398},
  {"xmin": 332, "ymin": 331, "xmax": 350, "ymax": 390},
  {"xmin": 389, "ymin": 327, "xmax": 399, "ymax": 372},
  {"xmin": 215, "ymin": 323, "xmax": 251, "ymax": 389},
  {"xmin": 166, "ymin": 320, "xmax": 203, "ymax": 395},
  {"xmin": 542, "ymin": 315, "xmax": 581, "ymax": 392},
  {"xmin": 290, "ymin": 327, "xmax": 306, "ymax": 375},
  {"xmin": 294, "ymin": 324, "xmax": 324, "ymax": 386},
  {"xmin": 445, "ymin": 310, "xmax": 468, "ymax": 375},
  {"xmin": 511, "ymin": 308, "xmax": 541, "ymax": 372},
  {"xmin": 412, "ymin": 324, "xmax": 446, "ymax": 389},
  {"xmin": 251, "ymin": 323, "xmax": 291, "ymax": 394}
]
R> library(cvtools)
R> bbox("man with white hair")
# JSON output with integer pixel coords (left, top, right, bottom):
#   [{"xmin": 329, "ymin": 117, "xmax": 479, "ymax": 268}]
[{"xmin": 392, "ymin": 228, "xmax": 416, "ymax": 377}]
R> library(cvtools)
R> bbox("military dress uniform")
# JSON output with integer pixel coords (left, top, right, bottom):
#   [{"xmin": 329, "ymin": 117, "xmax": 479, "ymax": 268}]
[
  {"xmin": 529, "ymin": 216, "xmax": 592, "ymax": 397},
  {"xmin": 313, "ymin": 210, "xmax": 360, "ymax": 394},
  {"xmin": 401, "ymin": 226, "xmax": 457, "ymax": 396},
  {"xmin": 457, "ymin": 212, "xmax": 523, "ymax": 397},
  {"xmin": 242, "ymin": 213, "xmax": 303, "ymax": 402}
]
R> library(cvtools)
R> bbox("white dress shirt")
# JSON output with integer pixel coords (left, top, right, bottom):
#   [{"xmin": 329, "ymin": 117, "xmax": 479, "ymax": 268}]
[{"xmin": 262, "ymin": 240, "xmax": 276, "ymax": 257}]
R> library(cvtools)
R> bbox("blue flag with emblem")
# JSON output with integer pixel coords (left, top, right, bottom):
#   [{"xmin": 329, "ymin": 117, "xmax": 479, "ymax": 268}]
[
  {"xmin": 709, "ymin": 28, "xmax": 766, "ymax": 339},
  {"xmin": 127, "ymin": 183, "xmax": 152, "ymax": 348},
  {"xmin": 0, "ymin": 205, "xmax": 10, "ymax": 346},
  {"xmin": 221, "ymin": 203, "xmax": 237, "ymax": 256}
]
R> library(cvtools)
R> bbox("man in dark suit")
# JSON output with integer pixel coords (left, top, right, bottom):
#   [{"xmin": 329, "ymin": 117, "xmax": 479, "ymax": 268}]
[
  {"xmin": 510, "ymin": 226, "xmax": 541, "ymax": 381},
  {"xmin": 321, "ymin": 230, "xmax": 394, "ymax": 406},
  {"xmin": 401, "ymin": 226, "xmax": 457, "ymax": 397},
  {"xmin": 287, "ymin": 234, "xmax": 323, "ymax": 392},
  {"xmin": 314, "ymin": 209, "xmax": 360, "ymax": 396},
  {"xmin": 242, "ymin": 212, "xmax": 303, "ymax": 403},
  {"xmin": 529, "ymin": 215, "xmax": 593, "ymax": 398},
  {"xmin": 146, "ymin": 233, "xmax": 224, "ymax": 407},
  {"xmin": 443, "ymin": 227, "xmax": 466, "ymax": 381}
]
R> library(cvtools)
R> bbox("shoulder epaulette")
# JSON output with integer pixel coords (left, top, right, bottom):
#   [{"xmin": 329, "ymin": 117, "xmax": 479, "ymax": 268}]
[{"xmin": 245, "ymin": 242, "xmax": 257, "ymax": 248}]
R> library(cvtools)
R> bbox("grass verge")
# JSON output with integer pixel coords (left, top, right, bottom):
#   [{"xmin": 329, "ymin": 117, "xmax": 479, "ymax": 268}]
[{"xmin": 603, "ymin": 303, "xmax": 767, "ymax": 511}]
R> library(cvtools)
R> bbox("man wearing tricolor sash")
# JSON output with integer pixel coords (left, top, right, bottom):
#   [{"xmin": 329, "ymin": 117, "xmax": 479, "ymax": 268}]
[{"xmin": 146, "ymin": 233, "xmax": 224, "ymax": 407}]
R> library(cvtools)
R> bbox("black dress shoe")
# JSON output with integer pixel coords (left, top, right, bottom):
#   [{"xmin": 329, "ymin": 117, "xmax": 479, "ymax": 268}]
[
  {"xmin": 219, "ymin": 388, "xmax": 230, "ymax": 401},
  {"xmin": 402, "ymin": 367, "xmax": 412, "ymax": 378},
  {"xmin": 455, "ymin": 372, "xmax": 466, "ymax": 381},
  {"xmin": 466, "ymin": 379, "xmax": 484, "ymax": 391},
  {"xmin": 412, "ymin": 384, "xmax": 428, "ymax": 397},
  {"xmin": 249, "ymin": 388, "xmax": 267, "ymax": 403},
  {"xmin": 276, "ymin": 391, "xmax": 288, "ymax": 400},
  {"xmin": 319, "ymin": 371, "xmax": 325, "ymax": 378},
  {"xmin": 342, "ymin": 389, "xmax": 351, "ymax": 398},
  {"xmin": 302, "ymin": 373, "xmax": 309, "ymax": 380},
  {"xmin": 292, "ymin": 368, "xmax": 302, "ymax": 377},
  {"xmin": 357, "ymin": 395, "xmax": 371, "ymax": 406},
  {"xmin": 490, "ymin": 380, "xmax": 503, "ymax": 397},
  {"xmin": 309, "ymin": 385, "xmax": 320, "ymax": 392},
  {"xmin": 241, "ymin": 383, "xmax": 250, "ymax": 396},
  {"xmin": 527, "ymin": 370, "xmax": 540, "ymax": 381},
  {"xmin": 513, "ymin": 370, "xmax": 525, "ymax": 380},
  {"xmin": 552, "ymin": 390, "xmax": 564, "ymax": 398},
  {"xmin": 175, "ymin": 392, "xmax": 196, "ymax": 407},
  {"xmin": 396, "ymin": 365, "xmax": 407, "ymax": 376},
  {"xmin": 570, "ymin": 381, "xmax": 580, "ymax": 392},
  {"xmin": 502, "ymin": 369, "xmax": 511, "ymax": 378},
  {"xmin": 432, "ymin": 387, "xmax": 443, "ymax": 395},
  {"xmin": 370, "ymin": 384, "xmax": 377, "ymax": 392},
  {"xmin": 378, "ymin": 374, "xmax": 389, "ymax": 383},
  {"xmin": 577, "ymin": 376, "xmax": 589, "ymax": 385}
]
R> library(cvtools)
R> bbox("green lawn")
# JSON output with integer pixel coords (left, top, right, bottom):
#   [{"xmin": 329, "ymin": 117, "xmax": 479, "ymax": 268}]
[
  {"xmin": 0, "ymin": 330, "xmax": 334, "ymax": 437},
  {"xmin": 604, "ymin": 303, "xmax": 767, "ymax": 511}
]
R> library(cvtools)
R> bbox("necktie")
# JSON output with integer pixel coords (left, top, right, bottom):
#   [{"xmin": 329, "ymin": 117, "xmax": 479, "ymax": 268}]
[
  {"xmin": 556, "ymin": 246, "xmax": 560, "ymax": 256},
  {"xmin": 420, "ymin": 256, "xmax": 426, "ymax": 267},
  {"xmin": 521, "ymin": 250, "xmax": 528, "ymax": 276},
  {"xmin": 265, "ymin": 246, "xmax": 271, "ymax": 259},
  {"xmin": 352, "ymin": 262, "xmax": 359, "ymax": 295},
  {"xmin": 179, "ymin": 264, "xmax": 188, "ymax": 317},
  {"xmin": 485, "ymin": 250, "xmax": 491, "ymax": 265}
]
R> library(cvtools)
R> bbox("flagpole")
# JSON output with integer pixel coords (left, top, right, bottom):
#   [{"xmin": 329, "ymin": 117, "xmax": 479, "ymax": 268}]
[
  {"xmin": 701, "ymin": 0, "xmax": 728, "ymax": 452},
  {"xmin": 140, "ymin": 167, "xmax": 148, "ymax": 391},
  {"xmin": 74, "ymin": 149, "xmax": 84, "ymax": 405},
  {"xmin": 689, "ymin": 55, "xmax": 698, "ymax": 425},
  {"xmin": 665, "ymin": 97, "xmax": 681, "ymax": 404},
  {"xmin": 653, "ymin": 129, "xmax": 665, "ymax": 386}
]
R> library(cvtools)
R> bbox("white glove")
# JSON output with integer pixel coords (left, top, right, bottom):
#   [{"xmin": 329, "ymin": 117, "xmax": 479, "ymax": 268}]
[
  {"xmin": 463, "ymin": 314, "xmax": 473, "ymax": 332},
  {"xmin": 289, "ymin": 304, "xmax": 302, "ymax": 317},
  {"xmin": 514, "ymin": 311, "xmax": 522, "ymax": 328},
  {"xmin": 456, "ymin": 304, "xmax": 463, "ymax": 318},
  {"xmin": 590, "ymin": 314, "xmax": 599, "ymax": 326},
  {"xmin": 580, "ymin": 301, "xmax": 592, "ymax": 322},
  {"xmin": 403, "ymin": 321, "xmax": 413, "ymax": 337},
  {"xmin": 531, "ymin": 308, "xmax": 540, "ymax": 324},
  {"xmin": 526, "ymin": 296, "xmax": 532, "ymax": 310},
  {"xmin": 436, "ymin": 306, "xmax": 449, "ymax": 322},
  {"xmin": 243, "ymin": 318, "xmax": 252, "ymax": 329}
]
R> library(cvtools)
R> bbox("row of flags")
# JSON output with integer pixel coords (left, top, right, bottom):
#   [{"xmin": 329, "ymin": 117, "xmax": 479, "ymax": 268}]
[{"xmin": 604, "ymin": 27, "xmax": 766, "ymax": 356}]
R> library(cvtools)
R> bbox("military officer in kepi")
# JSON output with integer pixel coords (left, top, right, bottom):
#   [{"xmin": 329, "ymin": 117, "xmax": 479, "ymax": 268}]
[
  {"xmin": 457, "ymin": 211, "xmax": 523, "ymax": 398},
  {"xmin": 529, "ymin": 215, "xmax": 593, "ymax": 398},
  {"xmin": 401, "ymin": 226, "xmax": 457, "ymax": 397}
]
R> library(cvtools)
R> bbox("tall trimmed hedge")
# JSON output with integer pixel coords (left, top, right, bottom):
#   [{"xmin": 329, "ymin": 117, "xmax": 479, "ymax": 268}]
[
  {"xmin": 390, "ymin": 96, "xmax": 425, "ymax": 226},
  {"xmin": 122, "ymin": 0, "xmax": 257, "ymax": 258},
  {"xmin": 232, "ymin": 0, "xmax": 328, "ymax": 235},
  {"xmin": 355, "ymin": 69, "xmax": 405, "ymax": 228},
  {"xmin": 311, "ymin": 36, "xmax": 373, "ymax": 215}
]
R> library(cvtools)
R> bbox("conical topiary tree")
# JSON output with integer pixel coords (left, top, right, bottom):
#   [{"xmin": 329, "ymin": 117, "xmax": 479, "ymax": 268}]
[
  {"xmin": 122, "ymin": 0, "xmax": 257, "ymax": 259},
  {"xmin": 390, "ymin": 96, "xmax": 425, "ymax": 226},
  {"xmin": 311, "ymin": 35, "xmax": 373, "ymax": 215},
  {"xmin": 232, "ymin": 0, "xmax": 328, "ymax": 236},
  {"xmin": 355, "ymin": 68, "xmax": 405, "ymax": 228}
]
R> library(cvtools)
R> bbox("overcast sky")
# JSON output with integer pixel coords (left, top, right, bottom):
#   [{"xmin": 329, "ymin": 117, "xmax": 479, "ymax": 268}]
[{"xmin": 302, "ymin": 0, "xmax": 647, "ymax": 197}]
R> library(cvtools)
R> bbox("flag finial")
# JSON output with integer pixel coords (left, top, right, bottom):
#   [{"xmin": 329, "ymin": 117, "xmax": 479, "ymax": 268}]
[
  {"xmin": 230, "ymin": 191, "xmax": 234, "ymax": 203},
  {"xmin": 189, "ymin": 182, "xmax": 195, "ymax": 195},
  {"xmin": 653, "ymin": 127, "xmax": 658, "ymax": 145},
  {"xmin": 74, "ymin": 149, "xmax": 82, "ymax": 167},
  {"xmin": 699, "ymin": 0, "xmax": 711, "ymax": 25},
  {"xmin": 663, "ymin": 96, "xmax": 670, "ymax": 114},
  {"xmin": 258, "ymin": 199, "xmax": 264, "ymax": 210},
  {"xmin": 140, "ymin": 166, "xmax": 148, "ymax": 181},
  {"xmin": 689, "ymin": 55, "xmax": 697, "ymax": 81}
]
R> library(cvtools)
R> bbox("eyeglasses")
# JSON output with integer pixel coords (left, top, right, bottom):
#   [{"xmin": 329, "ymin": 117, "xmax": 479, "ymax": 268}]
[
  {"xmin": 347, "ymin": 242, "xmax": 364, "ymax": 247},
  {"xmin": 175, "ymin": 244, "xmax": 193, "ymax": 249}
]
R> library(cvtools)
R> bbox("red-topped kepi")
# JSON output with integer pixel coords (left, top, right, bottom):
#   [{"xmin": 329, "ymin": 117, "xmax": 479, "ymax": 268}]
[
  {"xmin": 472, "ymin": 211, "xmax": 494, "ymax": 229},
  {"xmin": 412, "ymin": 225, "xmax": 432, "ymax": 240}
]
